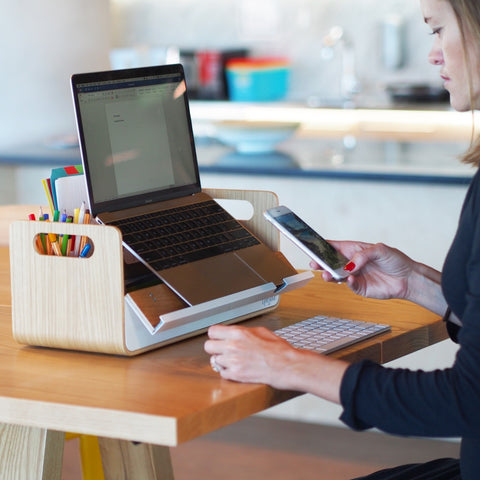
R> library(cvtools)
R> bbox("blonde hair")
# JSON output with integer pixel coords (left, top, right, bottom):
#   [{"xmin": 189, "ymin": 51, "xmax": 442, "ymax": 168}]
[{"xmin": 448, "ymin": 0, "xmax": 480, "ymax": 165}]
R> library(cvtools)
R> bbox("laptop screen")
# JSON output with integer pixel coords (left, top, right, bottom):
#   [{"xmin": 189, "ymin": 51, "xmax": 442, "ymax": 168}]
[{"xmin": 71, "ymin": 64, "xmax": 200, "ymax": 215}]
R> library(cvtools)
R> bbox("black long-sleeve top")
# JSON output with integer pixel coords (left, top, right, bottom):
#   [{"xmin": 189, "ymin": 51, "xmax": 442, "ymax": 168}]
[{"xmin": 339, "ymin": 168, "xmax": 480, "ymax": 480}]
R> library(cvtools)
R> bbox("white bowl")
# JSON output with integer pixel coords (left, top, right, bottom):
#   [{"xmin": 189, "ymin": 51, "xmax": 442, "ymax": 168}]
[{"xmin": 214, "ymin": 121, "xmax": 299, "ymax": 154}]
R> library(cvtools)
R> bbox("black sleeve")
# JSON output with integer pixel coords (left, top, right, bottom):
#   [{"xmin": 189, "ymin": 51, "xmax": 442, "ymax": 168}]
[{"xmin": 339, "ymin": 308, "xmax": 480, "ymax": 439}]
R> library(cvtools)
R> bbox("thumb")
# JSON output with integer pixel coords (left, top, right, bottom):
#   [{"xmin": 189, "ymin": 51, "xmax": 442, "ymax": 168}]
[{"xmin": 346, "ymin": 244, "xmax": 383, "ymax": 273}]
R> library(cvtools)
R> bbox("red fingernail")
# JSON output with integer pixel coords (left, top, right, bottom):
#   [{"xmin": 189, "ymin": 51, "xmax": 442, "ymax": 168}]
[{"xmin": 344, "ymin": 261, "xmax": 356, "ymax": 272}]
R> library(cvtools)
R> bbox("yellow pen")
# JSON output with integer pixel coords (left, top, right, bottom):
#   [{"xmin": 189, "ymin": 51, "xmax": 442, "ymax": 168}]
[
  {"xmin": 78, "ymin": 209, "xmax": 91, "ymax": 254},
  {"xmin": 74, "ymin": 203, "xmax": 86, "ymax": 257},
  {"xmin": 72, "ymin": 207, "xmax": 81, "ymax": 256}
]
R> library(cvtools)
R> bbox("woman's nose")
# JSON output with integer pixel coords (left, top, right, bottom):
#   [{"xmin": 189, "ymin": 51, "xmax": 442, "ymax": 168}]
[{"xmin": 428, "ymin": 38, "xmax": 444, "ymax": 65}]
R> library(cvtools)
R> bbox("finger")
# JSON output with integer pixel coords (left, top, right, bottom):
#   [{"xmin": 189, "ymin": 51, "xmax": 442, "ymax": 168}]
[
  {"xmin": 328, "ymin": 240, "xmax": 372, "ymax": 260},
  {"xmin": 210, "ymin": 355, "xmax": 224, "ymax": 373},
  {"xmin": 207, "ymin": 324, "xmax": 235, "ymax": 339},
  {"xmin": 321, "ymin": 270, "xmax": 334, "ymax": 282},
  {"xmin": 309, "ymin": 260, "xmax": 322, "ymax": 270},
  {"xmin": 204, "ymin": 339, "xmax": 218, "ymax": 355},
  {"xmin": 204, "ymin": 337, "xmax": 230, "ymax": 355},
  {"xmin": 348, "ymin": 243, "xmax": 387, "ymax": 273}
]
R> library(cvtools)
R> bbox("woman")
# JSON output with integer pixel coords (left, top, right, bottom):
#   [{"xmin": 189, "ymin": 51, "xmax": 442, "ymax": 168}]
[{"xmin": 204, "ymin": 1, "xmax": 480, "ymax": 478}]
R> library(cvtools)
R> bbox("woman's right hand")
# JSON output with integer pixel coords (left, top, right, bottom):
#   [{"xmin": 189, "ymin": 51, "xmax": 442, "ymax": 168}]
[{"xmin": 315, "ymin": 241, "xmax": 417, "ymax": 301}]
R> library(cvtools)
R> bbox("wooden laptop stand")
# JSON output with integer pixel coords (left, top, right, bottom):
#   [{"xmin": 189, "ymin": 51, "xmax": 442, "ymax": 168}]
[{"xmin": 10, "ymin": 189, "xmax": 312, "ymax": 355}]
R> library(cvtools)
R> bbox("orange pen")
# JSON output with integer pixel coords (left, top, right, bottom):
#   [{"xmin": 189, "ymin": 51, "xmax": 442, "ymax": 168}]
[{"xmin": 48, "ymin": 233, "xmax": 62, "ymax": 256}]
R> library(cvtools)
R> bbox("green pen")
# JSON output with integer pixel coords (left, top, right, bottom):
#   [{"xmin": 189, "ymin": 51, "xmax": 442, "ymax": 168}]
[
  {"xmin": 61, "ymin": 216, "xmax": 73, "ymax": 256},
  {"xmin": 38, "ymin": 208, "xmax": 47, "ymax": 254}
]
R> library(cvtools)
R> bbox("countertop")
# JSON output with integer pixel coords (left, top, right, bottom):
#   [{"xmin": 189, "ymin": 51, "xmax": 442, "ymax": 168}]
[{"xmin": 0, "ymin": 102, "xmax": 476, "ymax": 186}]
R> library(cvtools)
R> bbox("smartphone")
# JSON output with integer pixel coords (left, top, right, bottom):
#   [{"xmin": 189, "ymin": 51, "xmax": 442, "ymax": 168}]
[{"xmin": 264, "ymin": 206, "xmax": 350, "ymax": 281}]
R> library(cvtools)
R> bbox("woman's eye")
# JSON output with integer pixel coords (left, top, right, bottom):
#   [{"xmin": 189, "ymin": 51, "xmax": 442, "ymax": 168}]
[{"xmin": 430, "ymin": 27, "xmax": 442, "ymax": 36}]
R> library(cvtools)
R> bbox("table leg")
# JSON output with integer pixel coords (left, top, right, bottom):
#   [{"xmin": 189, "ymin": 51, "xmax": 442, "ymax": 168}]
[
  {"xmin": 0, "ymin": 424, "xmax": 64, "ymax": 480},
  {"xmin": 98, "ymin": 438, "xmax": 174, "ymax": 480}
]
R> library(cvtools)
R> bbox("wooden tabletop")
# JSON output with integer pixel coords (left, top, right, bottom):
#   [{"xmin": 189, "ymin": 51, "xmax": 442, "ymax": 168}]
[{"xmin": 0, "ymin": 246, "xmax": 446, "ymax": 447}]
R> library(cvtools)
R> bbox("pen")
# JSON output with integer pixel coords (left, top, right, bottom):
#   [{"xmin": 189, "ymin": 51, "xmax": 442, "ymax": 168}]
[
  {"xmin": 38, "ymin": 208, "xmax": 47, "ymax": 254},
  {"xmin": 42, "ymin": 213, "xmax": 52, "ymax": 254},
  {"xmin": 71, "ymin": 207, "xmax": 81, "ymax": 255},
  {"xmin": 83, "ymin": 209, "xmax": 91, "ymax": 225},
  {"xmin": 29, "ymin": 213, "xmax": 45, "ymax": 253},
  {"xmin": 61, "ymin": 216, "xmax": 73, "ymax": 256},
  {"xmin": 48, "ymin": 233, "xmax": 62, "ymax": 256},
  {"xmin": 79, "ymin": 243, "xmax": 91, "ymax": 258},
  {"xmin": 78, "ymin": 209, "xmax": 91, "ymax": 254},
  {"xmin": 74, "ymin": 202, "xmax": 86, "ymax": 257},
  {"xmin": 78, "ymin": 201, "xmax": 86, "ymax": 225}
]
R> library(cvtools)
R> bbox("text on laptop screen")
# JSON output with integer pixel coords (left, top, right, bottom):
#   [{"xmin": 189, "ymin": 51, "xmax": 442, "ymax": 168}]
[{"xmin": 75, "ymin": 73, "xmax": 198, "ymax": 206}]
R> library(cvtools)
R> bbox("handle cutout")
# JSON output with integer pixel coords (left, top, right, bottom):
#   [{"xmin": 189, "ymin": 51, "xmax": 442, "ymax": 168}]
[
  {"xmin": 214, "ymin": 199, "xmax": 254, "ymax": 221},
  {"xmin": 33, "ymin": 233, "xmax": 94, "ymax": 258}
]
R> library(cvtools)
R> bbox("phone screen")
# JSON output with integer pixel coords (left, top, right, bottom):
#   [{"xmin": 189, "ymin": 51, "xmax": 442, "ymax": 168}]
[{"xmin": 273, "ymin": 211, "xmax": 348, "ymax": 270}]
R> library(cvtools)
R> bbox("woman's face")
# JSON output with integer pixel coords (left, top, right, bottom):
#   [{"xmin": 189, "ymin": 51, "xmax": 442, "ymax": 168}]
[{"xmin": 421, "ymin": 0, "xmax": 480, "ymax": 111}]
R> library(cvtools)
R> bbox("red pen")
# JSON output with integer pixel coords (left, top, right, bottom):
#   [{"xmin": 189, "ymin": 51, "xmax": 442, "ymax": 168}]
[{"xmin": 29, "ymin": 213, "xmax": 46, "ymax": 254}]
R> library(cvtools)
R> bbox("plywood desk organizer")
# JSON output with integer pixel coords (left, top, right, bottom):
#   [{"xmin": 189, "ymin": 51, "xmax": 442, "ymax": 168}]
[{"xmin": 10, "ymin": 189, "xmax": 312, "ymax": 355}]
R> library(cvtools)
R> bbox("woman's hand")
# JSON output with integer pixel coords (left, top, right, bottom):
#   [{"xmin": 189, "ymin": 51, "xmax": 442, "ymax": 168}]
[
  {"xmin": 204, "ymin": 324, "xmax": 348, "ymax": 403},
  {"xmin": 205, "ymin": 325, "xmax": 298, "ymax": 387},
  {"xmin": 315, "ymin": 241, "xmax": 446, "ymax": 315},
  {"xmin": 316, "ymin": 241, "xmax": 416, "ymax": 301}
]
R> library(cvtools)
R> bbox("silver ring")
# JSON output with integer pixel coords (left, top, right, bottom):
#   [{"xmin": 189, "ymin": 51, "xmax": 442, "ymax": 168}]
[{"xmin": 210, "ymin": 355, "xmax": 221, "ymax": 373}]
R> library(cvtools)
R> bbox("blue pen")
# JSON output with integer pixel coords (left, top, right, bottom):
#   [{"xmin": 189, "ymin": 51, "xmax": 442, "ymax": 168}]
[{"xmin": 79, "ymin": 243, "xmax": 91, "ymax": 258}]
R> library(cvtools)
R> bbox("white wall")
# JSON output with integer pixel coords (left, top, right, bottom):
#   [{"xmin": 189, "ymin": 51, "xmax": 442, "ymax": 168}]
[
  {"xmin": 1, "ymin": 0, "xmax": 443, "ymax": 149},
  {"xmin": 0, "ymin": 0, "xmax": 111, "ymax": 148},
  {"xmin": 111, "ymin": 0, "xmax": 439, "ymax": 102}
]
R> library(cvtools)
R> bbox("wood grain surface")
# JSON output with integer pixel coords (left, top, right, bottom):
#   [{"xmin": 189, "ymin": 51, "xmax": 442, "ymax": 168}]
[{"xmin": 0, "ymin": 246, "xmax": 446, "ymax": 446}]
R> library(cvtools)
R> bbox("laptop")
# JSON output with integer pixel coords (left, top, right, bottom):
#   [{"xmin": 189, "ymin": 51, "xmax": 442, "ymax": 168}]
[{"xmin": 71, "ymin": 64, "xmax": 297, "ymax": 307}]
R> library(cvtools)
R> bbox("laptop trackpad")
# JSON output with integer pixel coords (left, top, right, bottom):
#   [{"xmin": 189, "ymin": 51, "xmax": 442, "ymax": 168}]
[{"xmin": 159, "ymin": 254, "xmax": 266, "ymax": 306}]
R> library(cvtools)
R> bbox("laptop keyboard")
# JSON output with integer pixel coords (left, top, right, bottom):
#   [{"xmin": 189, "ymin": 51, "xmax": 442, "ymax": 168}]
[
  {"xmin": 274, "ymin": 315, "xmax": 391, "ymax": 354},
  {"xmin": 111, "ymin": 200, "xmax": 260, "ymax": 271}
]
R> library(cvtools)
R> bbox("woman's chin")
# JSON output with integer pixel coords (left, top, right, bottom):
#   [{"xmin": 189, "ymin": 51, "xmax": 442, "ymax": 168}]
[{"xmin": 449, "ymin": 94, "xmax": 475, "ymax": 112}]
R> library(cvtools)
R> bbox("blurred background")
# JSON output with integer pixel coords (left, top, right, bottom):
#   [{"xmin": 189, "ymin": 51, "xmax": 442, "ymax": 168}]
[{"xmin": 2, "ymin": 0, "xmax": 442, "ymax": 147}]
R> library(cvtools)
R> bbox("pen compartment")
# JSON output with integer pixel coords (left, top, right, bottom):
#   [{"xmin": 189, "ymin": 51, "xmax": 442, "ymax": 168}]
[
  {"xmin": 10, "ymin": 221, "xmax": 126, "ymax": 354},
  {"xmin": 32, "ymin": 232, "xmax": 94, "ymax": 257}
]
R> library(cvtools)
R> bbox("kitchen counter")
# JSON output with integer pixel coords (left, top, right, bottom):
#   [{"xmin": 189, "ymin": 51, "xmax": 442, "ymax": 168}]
[
  {"xmin": 195, "ymin": 137, "xmax": 474, "ymax": 185},
  {"xmin": 0, "ymin": 102, "xmax": 476, "ymax": 191},
  {"xmin": 0, "ymin": 141, "xmax": 81, "ymax": 167},
  {"xmin": 192, "ymin": 102, "xmax": 476, "ymax": 185},
  {"xmin": 0, "ymin": 137, "xmax": 473, "ymax": 187},
  {"xmin": 190, "ymin": 101, "xmax": 479, "ymax": 142}
]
